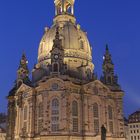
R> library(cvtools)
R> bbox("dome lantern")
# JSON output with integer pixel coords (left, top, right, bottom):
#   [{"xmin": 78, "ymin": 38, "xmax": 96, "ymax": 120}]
[{"xmin": 54, "ymin": 0, "xmax": 75, "ymax": 15}]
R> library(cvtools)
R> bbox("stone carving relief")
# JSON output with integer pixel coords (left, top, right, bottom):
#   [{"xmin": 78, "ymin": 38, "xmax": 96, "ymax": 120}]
[{"xmin": 51, "ymin": 83, "xmax": 59, "ymax": 90}]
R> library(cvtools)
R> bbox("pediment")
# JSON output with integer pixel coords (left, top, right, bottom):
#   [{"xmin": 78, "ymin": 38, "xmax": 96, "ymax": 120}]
[
  {"xmin": 16, "ymin": 83, "xmax": 33, "ymax": 95},
  {"xmin": 83, "ymin": 80, "xmax": 110, "ymax": 95},
  {"xmin": 37, "ymin": 77, "xmax": 65, "ymax": 91}
]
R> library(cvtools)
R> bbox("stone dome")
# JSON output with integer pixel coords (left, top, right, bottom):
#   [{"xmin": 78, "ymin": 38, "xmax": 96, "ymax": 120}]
[
  {"xmin": 37, "ymin": 0, "xmax": 94, "ymax": 76},
  {"xmin": 38, "ymin": 14, "xmax": 94, "ymax": 73}
]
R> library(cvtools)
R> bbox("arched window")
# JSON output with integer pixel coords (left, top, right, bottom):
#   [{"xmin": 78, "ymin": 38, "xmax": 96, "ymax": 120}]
[
  {"xmin": 87, "ymin": 68, "xmax": 92, "ymax": 80},
  {"xmin": 93, "ymin": 103, "xmax": 99, "ymax": 134},
  {"xmin": 72, "ymin": 101, "xmax": 78, "ymax": 116},
  {"xmin": 108, "ymin": 106, "xmax": 113, "ymax": 120},
  {"xmin": 108, "ymin": 105, "xmax": 113, "ymax": 133},
  {"xmin": 108, "ymin": 77, "xmax": 112, "ymax": 84},
  {"xmin": 38, "ymin": 102, "xmax": 43, "ymax": 133},
  {"xmin": 66, "ymin": 5, "xmax": 71, "ymax": 14},
  {"xmin": 51, "ymin": 98, "xmax": 59, "ymax": 132},
  {"xmin": 93, "ymin": 103, "xmax": 99, "ymax": 118},
  {"xmin": 52, "ymin": 99, "xmax": 59, "ymax": 111},
  {"xmin": 72, "ymin": 101, "xmax": 78, "ymax": 132}
]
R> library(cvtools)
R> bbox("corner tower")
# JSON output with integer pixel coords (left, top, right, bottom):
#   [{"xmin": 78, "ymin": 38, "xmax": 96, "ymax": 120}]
[{"xmin": 100, "ymin": 45, "xmax": 121, "ymax": 90}]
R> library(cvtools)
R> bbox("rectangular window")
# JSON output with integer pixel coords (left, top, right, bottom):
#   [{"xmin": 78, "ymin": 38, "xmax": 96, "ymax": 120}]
[
  {"xmin": 52, "ymin": 110, "xmax": 59, "ymax": 115},
  {"xmin": 51, "ymin": 124, "xmax": 59, "ymax": 132},
  {"xmin": 38, "ymin": 119, "xmax": 43, "ymax": 133},
  {"xmin": 109, "ymin": 121, "xmax": 113, "ymax": 134},
  {"xmin": 94, "ymin": 119, "xmax": 99, "ymax": 133},
  {"xmin": 131, "ymin": 136, "xmax": 133, "ymax": 140},
  {"xmin": 133, "ymin": 125, "xmax": 135, "ymax": 128},
  {"xmin": 108, "ymin": 106, "xmax": 113, "ymax": 120},
  {"xmin": 73, "ymin": 118, "xmax": 78, "ymax": 132},
  {"xmin": 51, "ymin": 99, "xmax": 59, "ymax": 132},
  {"xmin": 93, "ymin": 104, "xmax": 99, "ymax": 118},
  {"xmin": 51, "ymin": 116, "xmax": 59, "ymax": 122}
]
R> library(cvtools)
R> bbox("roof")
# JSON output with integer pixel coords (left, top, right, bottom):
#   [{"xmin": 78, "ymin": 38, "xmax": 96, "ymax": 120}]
[
  {"xmin": 124, "ymin": 117, "xmax": 128, "ymax": 125},
  {"xmin": 128, "ymin": 110, "xmax": 140, "ymax": 123},
  {"xmin": 8, "ymin": 84, "xmax": 17, "ymax": 97},
  {"xmin": 8, "ymin": 77, "xmax": 33, "ymax": 97}
]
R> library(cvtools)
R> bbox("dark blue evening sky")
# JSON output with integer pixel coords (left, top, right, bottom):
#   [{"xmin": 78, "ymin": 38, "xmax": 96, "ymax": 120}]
[{"xmin": 0, "ymin": 0, "xmax": 140, "ymax": 117}]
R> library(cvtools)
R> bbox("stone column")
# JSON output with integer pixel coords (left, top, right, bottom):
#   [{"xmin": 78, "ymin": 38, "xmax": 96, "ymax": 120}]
[
  {"xmin": 29, "ymin": 95, "xmax": 36, "ymax": 137},
  {"xmin": 83, "ymin": 94, "xmax": 89, "ymax": 134},
  {"xmin": 60, "ymin": 91, "xmax": 67, "ymax": 134}
]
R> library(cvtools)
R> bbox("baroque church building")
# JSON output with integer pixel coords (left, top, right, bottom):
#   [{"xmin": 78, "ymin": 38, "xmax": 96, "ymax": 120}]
[{"xmin": 7, "ymin": 0, "xmax": 125, "ymax": 140}]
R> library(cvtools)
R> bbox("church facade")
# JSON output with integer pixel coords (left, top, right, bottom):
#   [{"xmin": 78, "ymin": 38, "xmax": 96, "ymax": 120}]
[{"xmin": 7, "ymin": 0, "xmax": 125, "ymax": 140}]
